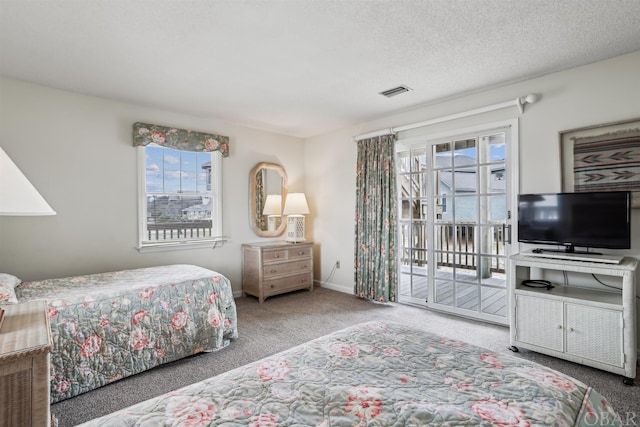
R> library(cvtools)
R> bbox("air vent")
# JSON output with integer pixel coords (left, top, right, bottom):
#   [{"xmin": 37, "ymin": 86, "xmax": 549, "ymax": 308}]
[{"xmin": 379, "ymin": 85, "xmax": 412, "ymax": 98}]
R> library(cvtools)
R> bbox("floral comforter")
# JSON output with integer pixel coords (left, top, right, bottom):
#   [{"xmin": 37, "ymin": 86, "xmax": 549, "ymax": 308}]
[
  {"xmin": 78, "ymin": 321, "xmax": 618, "ymax": 426},
  {"xmin": 16, "ymin": 264, "xmax": 238, "ymax": 403}
]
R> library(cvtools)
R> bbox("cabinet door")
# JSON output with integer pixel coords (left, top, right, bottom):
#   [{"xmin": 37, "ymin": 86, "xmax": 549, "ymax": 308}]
[
  {"xmin": 514, "ymin": 294, "xmax": 563, "ymax": 352},
  {"xmin": 565, "ymin": 304, "xmax": 623, "ymax": 368}
]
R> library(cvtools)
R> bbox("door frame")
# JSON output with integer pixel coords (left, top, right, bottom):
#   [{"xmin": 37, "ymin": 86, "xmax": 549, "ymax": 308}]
[{"xmin": 396, "ymin": 119, "xmax": 519, "ymax": 325}]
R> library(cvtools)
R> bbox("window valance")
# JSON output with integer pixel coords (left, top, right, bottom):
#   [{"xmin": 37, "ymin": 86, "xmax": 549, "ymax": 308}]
[{"xmin": 132, "ymin": 122, "xmax": 229, "ymax": 157}]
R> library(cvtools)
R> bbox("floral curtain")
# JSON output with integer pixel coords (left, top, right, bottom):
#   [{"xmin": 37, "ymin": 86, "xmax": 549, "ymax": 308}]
[
  {"xmin": 132, "ymin": 122, "xmax": 229, "ymax": 156},
  {"xmin": 354, "ymin": 134, "xmax": 398, "ymax": 302},
  {"xmin": 255, "ymin": 169, "xmax": 266, "ymax": 230}
]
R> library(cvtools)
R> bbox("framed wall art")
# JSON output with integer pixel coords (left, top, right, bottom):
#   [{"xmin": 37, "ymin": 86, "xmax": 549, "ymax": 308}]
[{"xmin": 560, "ymin": 117, "xmax": 640, "ymax": 207}]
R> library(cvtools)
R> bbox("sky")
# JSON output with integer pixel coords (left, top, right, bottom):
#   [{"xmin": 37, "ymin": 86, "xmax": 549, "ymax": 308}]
[{"xmin": 145, "ymin": 146, "xmax": 210, "ymax": 194}]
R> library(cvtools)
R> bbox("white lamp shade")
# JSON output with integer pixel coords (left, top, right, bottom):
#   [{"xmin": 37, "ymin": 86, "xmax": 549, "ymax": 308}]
[
  {"xmin": 282, "ymin": 193, "xmax": 310, "ymax": 215},
  {"xmin": 262, "ymin": 194, "xmax": 282, "ymax": 215},
  {"xmin": 0, "ymin": 147, "xmax": 56, "ymax": 216}
]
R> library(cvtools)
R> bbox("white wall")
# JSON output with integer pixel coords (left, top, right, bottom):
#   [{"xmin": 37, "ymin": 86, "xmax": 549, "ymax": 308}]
[
  {"xmin": 305, "ymin": 51, "xmax": 640, "ymax": 335},
  {"xmin": 0, "ymin": 77, "xmax": 305, "ymax": 293}
]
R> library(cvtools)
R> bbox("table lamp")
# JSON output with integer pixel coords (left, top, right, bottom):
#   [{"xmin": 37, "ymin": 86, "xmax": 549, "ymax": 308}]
[
  {"xmin": 282, "ymin": 193, "xmax": 309, "ymax": 243},
  {"xmin": 262, "ymin": 194, "xmax": 282, "ymax": 231}
]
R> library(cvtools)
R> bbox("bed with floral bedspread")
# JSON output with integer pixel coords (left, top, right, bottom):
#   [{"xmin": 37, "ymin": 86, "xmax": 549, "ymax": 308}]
[
  {"xmin": 78, "ymin": 320, "xmax": 618, "ymax": 426},
  {"xmin": 15, "ymin": 264, "xmax": 238, "ymax": 403}
]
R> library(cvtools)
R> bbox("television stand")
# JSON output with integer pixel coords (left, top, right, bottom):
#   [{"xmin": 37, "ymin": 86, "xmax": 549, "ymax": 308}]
[
  {"xmin": 510, "ymin": 254, "xmax": 638, "ymax": 384},
  {"xmin": 529, "ymin": 249, "xmax": 623, "ymax": 264}
]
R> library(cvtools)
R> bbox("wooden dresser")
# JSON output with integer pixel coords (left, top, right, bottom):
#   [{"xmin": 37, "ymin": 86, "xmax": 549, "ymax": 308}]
[
  {"xmin": 242, "ymin": 241, "xmax": 313, "ymax": 303},
  {"xmin": 0, "ymin": 300, "xmax": 52, "ymax": 427}
]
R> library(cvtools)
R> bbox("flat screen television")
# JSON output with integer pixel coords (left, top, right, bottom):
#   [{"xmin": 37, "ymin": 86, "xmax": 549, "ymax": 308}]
[{"xmin": 517, "ymin": 191, "xmax": 631, "ymax": 253}]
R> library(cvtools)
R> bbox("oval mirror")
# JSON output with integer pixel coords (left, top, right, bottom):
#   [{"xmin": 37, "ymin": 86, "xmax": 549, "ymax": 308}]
[{"xmin": 250, "ymin": 162, "xmax": 288, "ymax": 237}]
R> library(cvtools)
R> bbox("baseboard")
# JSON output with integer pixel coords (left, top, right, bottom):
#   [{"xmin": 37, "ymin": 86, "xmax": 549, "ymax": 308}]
[
  {"xmin": 233, "ymin": 283, "xmax": 351, "ymax": 299},
  {"xmin": 316, "ymin": 281, "xmax": 352, "ymax": 295}
]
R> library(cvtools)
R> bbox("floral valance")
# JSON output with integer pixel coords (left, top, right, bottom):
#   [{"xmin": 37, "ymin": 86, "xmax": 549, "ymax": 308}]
[{"xmin": 133, "ymin": 122, "xmax": 229, "ymax": 157}]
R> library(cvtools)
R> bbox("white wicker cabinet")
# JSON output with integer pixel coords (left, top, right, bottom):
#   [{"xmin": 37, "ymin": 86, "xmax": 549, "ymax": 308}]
[{"xmin": 509, "ymin": 252, "xmax": 637, "ymax": 384}]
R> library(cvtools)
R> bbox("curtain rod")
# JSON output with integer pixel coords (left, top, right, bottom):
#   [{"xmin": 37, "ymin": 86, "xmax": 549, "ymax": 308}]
[{"xmin": 353, "ymin": 93, "xmax": 539, "ymax": 142}]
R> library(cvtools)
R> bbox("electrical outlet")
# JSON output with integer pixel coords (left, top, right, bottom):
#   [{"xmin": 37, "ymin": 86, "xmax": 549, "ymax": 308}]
[{"xmin": 336, "ymin": 260, "xmax": 341, "ymax": 269}]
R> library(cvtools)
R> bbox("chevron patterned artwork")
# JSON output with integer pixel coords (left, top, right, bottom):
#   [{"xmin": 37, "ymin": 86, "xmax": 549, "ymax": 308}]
[{"xmin": 569, "ymin": 121, "xmax": 640, "ymax": 206}]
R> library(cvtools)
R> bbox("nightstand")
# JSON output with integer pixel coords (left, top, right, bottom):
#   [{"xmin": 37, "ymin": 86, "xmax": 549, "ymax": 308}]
[
  {"xmin": 242, "ymin": 241, "xmax": 314, "ymax": 303},
  {"xmin": 0, "ymin": 300, "xmax": 52, "ymax": 427}
]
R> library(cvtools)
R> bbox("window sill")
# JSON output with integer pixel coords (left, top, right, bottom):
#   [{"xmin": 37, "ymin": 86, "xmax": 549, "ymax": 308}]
[{"xmin": 137, "ymin": 237, "xmax": 228, "ymax": 253}]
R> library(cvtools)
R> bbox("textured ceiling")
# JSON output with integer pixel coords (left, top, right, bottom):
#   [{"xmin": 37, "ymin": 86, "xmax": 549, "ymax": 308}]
[{"xmin": 1, "ymin": 0, "xmax": 639, "ymax": 138}]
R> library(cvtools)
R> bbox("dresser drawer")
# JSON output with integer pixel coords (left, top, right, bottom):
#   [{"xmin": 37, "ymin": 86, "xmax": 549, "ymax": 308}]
[
  {"xmin": 288, "ymin": 246, "xmax": 311, "ymax": 260},
  {"xmin": 263, "ymin": 259, "xmax": 311, "ymax": 278},
  {"xmin": 263, "ymin": 249, "xmax": 289, "ymax": 263},
  {"xmin": 264, "ymin": 273, "xmax": 313, "ymax": 295}
]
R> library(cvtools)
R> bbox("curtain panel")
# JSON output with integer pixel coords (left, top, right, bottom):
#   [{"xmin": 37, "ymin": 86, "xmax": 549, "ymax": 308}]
[
  {"xmin": 354, "ymin": 134, "xmax": 398, "ymax": 302},
  {"xmin": 255, "ymin": 169, "xmax": 266, "ymax": 230},
  {"xmin": 133, "ymin": 122, "xmax": 229, "ymax": 156}
]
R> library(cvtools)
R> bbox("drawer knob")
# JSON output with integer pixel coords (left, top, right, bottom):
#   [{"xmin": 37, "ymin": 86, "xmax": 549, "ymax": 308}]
[
  {"xmin": 274, "ymin": 255, "xmax": 280, "ymax": 258},
  {"xmin": 270, "ymin": 269, "xmax": 277, "ymax": 273},
  {"xmin": 298, "ymin": 251, "xmax": 304, "ymax": 255},
  {"xmin": 557, "ymin": 325, "xmax": 562, "ymax": 329}
]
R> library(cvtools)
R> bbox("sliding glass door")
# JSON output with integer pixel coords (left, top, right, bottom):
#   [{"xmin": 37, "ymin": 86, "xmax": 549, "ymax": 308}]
[{"xmin": 397, "ymin": 121, "xmax": 516, "ymax": 325}]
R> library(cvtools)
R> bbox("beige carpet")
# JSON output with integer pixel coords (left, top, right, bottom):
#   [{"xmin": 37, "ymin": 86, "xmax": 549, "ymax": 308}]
[{"xmin": 52, "ymin": 287, "xmax": 639, "ymax": 426}]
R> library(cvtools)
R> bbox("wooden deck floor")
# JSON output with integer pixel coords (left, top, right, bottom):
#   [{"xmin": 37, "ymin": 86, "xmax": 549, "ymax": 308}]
[{"xmin": 399, "ymin": 265, "xmax": 507, "ymax": 317}]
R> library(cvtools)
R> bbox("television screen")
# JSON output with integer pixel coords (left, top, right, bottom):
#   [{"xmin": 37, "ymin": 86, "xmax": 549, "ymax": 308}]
[{"xmin": 517, "ymin": 191, "xmax": 631, "ymax": 251}]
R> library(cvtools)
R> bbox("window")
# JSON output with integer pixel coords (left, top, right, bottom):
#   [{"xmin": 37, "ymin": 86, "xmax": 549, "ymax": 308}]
[{"xmin": 137, "ymin": 144, "xmax": 222, "ymax": 251}]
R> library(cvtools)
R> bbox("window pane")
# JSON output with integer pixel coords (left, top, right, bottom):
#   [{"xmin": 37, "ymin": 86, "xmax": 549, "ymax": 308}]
[
  {"xmin": 433, "ymin": 226, "xmax": 453, "ymax": 251},
  {"xmin": 197, "ymin": 153, "xmax": 212, "ymax": 193},
  {"xmin": 397, "ymin": 150, "xmax": 411, "ymax": 174},
  {"xmin": 454, "ymin": 138, "xmax": 476, "ymax": 163},
  {"xmin": 487, "ymin": 133, "xmax": 506, "ymax": 163},
  {"xmin": 400, "ymin": 198, "xmax": 412, "ymax": 220},
  {"xmin": 434, "ymin": 279, "xmax": 454, "ymax": 306},
  {"xmin": 145, "ymin": 146, "xmax": 164, "ymax": 193},
  {"xmin": 478, "ymin": 225, "xmax": 505, "ymax": 256},
  {"xmin": 488, "ymin": 195, "xmax": 507, "ymax": 222},
  {"xmin": 145, "ymin": 195, "xmax": 213, "ymax": 242},
  {"xmin": 180, "ymin": 151, "xmax": 197, "ymax": 194},
  {"xmin": 481, "ymin": 287, "xmax": 507, "ymax": 317},
  {"xmin": 433, "ymin": 142, "xmax": 452, "ymax": 169},
  {"xmin": 435, "ymin": 194, "xmax": 453, "ymax": 222},
  {"xmin": 480, "ymin": 165, "xmax": 506, "ymax": 193},
  {"xmin": 454, "ymin": 167, "xmax": 477, "ymax": 193},
  {"xmin": 411, "ymin": 148, "xmax": 427, "ymax": 173},
  {"xmin": 141, "ymin": 146, "xmax": 219, "ymax": 246},
  {"xmin": 454, "ymin": 195, "xmax": 477, "ymax": 222}
]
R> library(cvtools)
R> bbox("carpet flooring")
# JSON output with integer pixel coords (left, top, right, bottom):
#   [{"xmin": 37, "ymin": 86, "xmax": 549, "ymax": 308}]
[{"xmin": 52, "ymin": 287, "xmax": 639, "ymax": 426}]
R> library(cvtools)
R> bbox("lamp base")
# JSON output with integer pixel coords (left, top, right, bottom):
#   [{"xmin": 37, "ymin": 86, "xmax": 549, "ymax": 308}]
[{"xmin": 285, "ymin": 215, "xmax": 306, "ymax": 243}]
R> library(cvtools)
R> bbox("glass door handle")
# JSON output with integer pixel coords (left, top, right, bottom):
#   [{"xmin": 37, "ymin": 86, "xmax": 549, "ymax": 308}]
[{"xmin": 502, "ymin": 224, "xmax": 512, "ymax": 244}]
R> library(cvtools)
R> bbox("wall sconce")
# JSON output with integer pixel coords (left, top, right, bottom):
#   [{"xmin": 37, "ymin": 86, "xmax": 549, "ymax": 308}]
[
  {"xmin": 262, "ymin": 194, "xmax": 282, "ymax": 231},
  {"xmin": 0, "ymin": 147, "xmax": 56, "ymax": 216},
  {"xmin": 282, "ymin": 193, "xmax": 309, "ymax": 243}
]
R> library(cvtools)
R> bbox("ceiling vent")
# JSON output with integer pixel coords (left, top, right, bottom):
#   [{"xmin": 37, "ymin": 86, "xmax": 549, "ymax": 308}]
[{"xmin": 379, "ymin": 85, "xmax": 412, "ymax": 98}]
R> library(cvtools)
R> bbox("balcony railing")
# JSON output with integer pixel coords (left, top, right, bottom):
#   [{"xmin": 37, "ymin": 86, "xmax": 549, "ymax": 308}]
[
  {"xmin": 146, "ymin": 220, "xmax": 213, "ymax": 241},
  {"xmin": 400, "ymin": 222, "xmax": 506, "ymax": 273}
]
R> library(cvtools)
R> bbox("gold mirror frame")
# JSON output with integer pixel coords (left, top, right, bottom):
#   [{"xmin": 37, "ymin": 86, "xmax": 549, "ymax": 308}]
[{"xmin": 249, "ymin": 162, "xmax": 288, "ymax": 237}]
